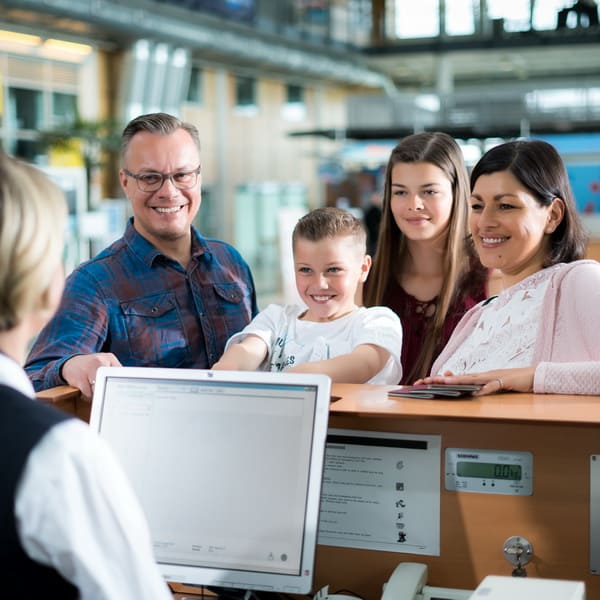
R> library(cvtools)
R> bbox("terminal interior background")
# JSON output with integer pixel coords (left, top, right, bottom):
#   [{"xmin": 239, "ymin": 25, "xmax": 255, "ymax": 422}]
[{"xmin": 0, "ymin": 0, "xmax": 599, "ymax": 308}]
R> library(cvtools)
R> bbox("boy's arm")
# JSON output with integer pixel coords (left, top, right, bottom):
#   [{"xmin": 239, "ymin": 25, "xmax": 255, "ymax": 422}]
[
  {"xmin": 288, "ymin": 343, "xmax": 390, "ymax": 383},
  {"xmin": 211, "ymin": 335, "xmax": 269, "ymax": 371}
]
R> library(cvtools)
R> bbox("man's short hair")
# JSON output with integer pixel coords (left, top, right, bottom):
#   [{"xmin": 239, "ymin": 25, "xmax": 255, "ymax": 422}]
[{"xmin": 120, "ymin": 112, "xmax": 201, "ymax": 162}]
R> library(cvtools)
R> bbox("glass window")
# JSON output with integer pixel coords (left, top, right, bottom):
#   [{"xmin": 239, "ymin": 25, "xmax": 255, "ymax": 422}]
[
  {"xmin": 186, "ymin": 66, "xmax": 203, "ymax": 104},
  {"xmin": 283, "ymin": 83, "xmax": 306, "ymax": 121},
  {"xmin": 445, "ymin": 0, "xmax": 476, "ymax": 36},
  {"xmin": 394, "ymin": 0, "xmax": 439, "ymax": 38},
  {"xmin": 286, "ymin": 84, "xmax": 304, "ymax": 105},
  {"xmin": 8, "ymin": 138, "xmax": 42, "ymax": 162},
  {"xmin": 486, "ymin": 0, "xmax": 530, "ymax": 31},
  {"xmin": 347, "ymin": 0, "xmax": 372, "ymax": 45},
  {"xmin": 235, "ymin": 75, "xmax": 256, "ymax": 108},
  {"xmin": 52, "ymin": 92, "xmax": 78, "ymax": 127},
  {"xmin": 392, "ymin": 0, "xmax": 571, "ymax": 36},
  {"xmin": 7, "ymin": 87, "xmax": 43, "ymax": 130},
  {"xmin": 531, "ymin": 0, "xmax": 573, "ymax": 30}
]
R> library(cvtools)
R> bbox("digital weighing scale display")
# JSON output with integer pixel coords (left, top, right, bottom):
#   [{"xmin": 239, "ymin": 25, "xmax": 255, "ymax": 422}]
[
  {"xmin": 446, "ymin": 448, "xmax": 533, "ymax": 495},
  {"xmin": 456, "ymin": 461, "xmax": 522, "ymax": 481}
]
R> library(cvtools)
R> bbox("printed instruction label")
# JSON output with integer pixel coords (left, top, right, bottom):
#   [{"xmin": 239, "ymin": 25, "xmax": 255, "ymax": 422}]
[{"xmin": 318, "ymin": 429, "xmax": 440, "ymax": 555}]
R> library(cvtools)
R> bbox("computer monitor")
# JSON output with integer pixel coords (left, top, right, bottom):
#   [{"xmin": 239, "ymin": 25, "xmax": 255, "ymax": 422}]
[{"xmin": 89, "ymin": 366, "xmax": 331, "ymax": 597}]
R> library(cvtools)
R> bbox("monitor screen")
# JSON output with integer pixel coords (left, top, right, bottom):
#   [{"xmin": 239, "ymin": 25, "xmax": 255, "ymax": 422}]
[{"xmin": 90, "ymin": 366, "xmax": 331, "ymax": 597}]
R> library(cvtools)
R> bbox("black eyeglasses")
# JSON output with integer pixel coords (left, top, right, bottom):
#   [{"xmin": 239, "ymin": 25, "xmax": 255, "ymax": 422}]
[{"xmin": 123, "ymin": 166, "xmax": 201, "ymax": 192}]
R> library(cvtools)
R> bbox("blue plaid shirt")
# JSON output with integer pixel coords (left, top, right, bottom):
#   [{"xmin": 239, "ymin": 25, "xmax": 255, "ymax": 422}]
[{"xmin": 26, "ymin": 219, "xmax": 258, "ymax": 391}]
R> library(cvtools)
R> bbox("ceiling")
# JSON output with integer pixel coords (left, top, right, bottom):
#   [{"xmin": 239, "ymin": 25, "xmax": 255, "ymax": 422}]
[
  {"xmin": 0, "ymin": 0, "xmax": 392, "ymax": 88},
  {"xmin": 1, "ymin": 0, "xmax": 599, "ymax": 138},
  {"xmin": 1, "ymin": 0, "xmax": 598, "ymax": 92}
]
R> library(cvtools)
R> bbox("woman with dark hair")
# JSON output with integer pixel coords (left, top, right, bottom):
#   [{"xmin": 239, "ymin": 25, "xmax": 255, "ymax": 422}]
[
  {"xmin": 363, "ymin": 132, "xmax": 496, "ymax": 384},
  {"xmin": 419, "ymin": 139, "xmax": 600, "ymax": 396}
]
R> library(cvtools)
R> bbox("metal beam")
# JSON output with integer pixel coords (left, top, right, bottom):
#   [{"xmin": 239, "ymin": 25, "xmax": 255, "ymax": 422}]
[{"xmin": 364, "ymin": 27, "xmax": 600, "ymax": 55}]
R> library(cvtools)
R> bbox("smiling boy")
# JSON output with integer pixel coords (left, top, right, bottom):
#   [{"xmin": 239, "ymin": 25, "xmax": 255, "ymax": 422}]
[{"xmin": 213, "ymin": 207, "xmax": 403, "ymax": 384}]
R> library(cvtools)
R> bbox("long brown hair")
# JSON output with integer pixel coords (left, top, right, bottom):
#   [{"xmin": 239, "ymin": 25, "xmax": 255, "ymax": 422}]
[{"xmin": 364, "ymin": 131, "xmax": 484, "ymax": 381}]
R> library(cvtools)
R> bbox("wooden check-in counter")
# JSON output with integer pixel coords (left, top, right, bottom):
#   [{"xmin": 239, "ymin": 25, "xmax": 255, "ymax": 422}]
[
  {"xmin": 38, "ymin": 382, "xmax": 600, "ymax": 599},
  {"xmin": 315, "ymin": 384, "xmax": 600, "ymax": 599},
  {"xmin": 37, "ymin": 384, "xmax": 92, "ymax": 422}
]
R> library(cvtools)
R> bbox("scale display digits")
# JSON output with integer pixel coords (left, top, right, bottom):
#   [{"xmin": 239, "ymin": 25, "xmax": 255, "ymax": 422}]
[{"xmin": 456, "ymin": 461, "xmax": 522, "ymax": 481}]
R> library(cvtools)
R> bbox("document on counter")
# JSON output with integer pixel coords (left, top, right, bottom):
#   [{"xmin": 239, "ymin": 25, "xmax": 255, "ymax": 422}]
[{"xmin": 318, "ymin": 429, "xmax": 441, "ymax": 556}]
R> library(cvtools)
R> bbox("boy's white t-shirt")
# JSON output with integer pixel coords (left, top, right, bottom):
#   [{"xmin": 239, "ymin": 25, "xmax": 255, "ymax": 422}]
[{"xmin": 225, "ymin": 303, "xmax": 403, "ymax": 384}]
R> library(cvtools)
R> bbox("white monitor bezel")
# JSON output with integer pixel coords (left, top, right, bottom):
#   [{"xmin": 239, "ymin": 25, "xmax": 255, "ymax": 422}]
[{"xmin": 89, "ymin": 366, "xmax": 331, "ymax": 595}]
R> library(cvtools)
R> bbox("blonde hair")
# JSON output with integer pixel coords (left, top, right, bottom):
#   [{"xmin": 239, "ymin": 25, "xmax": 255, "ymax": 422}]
[{"xmin": 0, "ymin": 153, "xmax": 67, "ymax": 331}]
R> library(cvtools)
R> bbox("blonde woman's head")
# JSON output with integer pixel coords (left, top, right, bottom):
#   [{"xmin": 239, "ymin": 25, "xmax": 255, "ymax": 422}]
[{"xmin": 0, "ymin": 153, "xmax": 67, "ymax": 332}]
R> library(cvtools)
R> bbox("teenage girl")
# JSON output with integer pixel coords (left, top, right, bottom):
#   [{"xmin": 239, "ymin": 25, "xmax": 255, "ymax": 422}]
[{"xmin": 363, "ymin": 132, "xmax": 498, "ymax": 384}]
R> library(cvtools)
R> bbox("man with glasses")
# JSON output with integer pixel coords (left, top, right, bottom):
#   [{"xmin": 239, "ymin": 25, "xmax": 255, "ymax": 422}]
[{"xmin": 25, "ymin": 112, "xmax": 258, "ymax": 397}]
